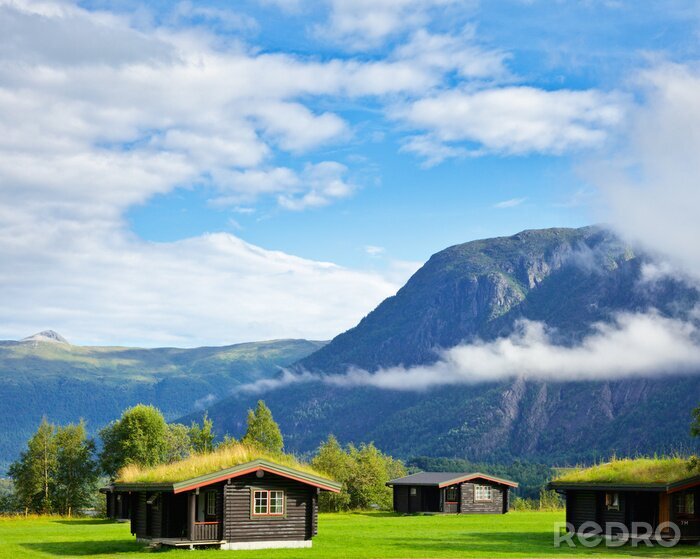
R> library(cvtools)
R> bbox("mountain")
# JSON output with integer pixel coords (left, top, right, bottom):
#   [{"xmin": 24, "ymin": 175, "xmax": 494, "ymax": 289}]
[
  {"xmin": 21, "ymin": 330, "xmax": 70, "ymax": 344},
  {"xmin": 197, "ymin": 226, "xmax": 700, "ymax": 464},
  {"xmin": 0, "ymin": 337, "xmax": 324, "ymax": 474}
]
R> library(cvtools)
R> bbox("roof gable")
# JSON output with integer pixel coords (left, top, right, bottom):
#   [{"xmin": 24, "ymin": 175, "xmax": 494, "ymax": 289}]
[{"xmin": 387, "ymin": 471, "xmax": 517, "ymax": 488}]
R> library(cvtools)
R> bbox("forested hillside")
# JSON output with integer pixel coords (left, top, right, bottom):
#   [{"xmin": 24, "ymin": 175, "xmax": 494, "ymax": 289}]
[{"xmin": 0, "ymin": 336, "xmax": 324, "ymax": 473}]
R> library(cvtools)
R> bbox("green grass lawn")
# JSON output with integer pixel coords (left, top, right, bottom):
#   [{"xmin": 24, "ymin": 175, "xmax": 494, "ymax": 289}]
[{"xmin": 1, "ymin": 512, "xmax": 699, "ymax": 559}]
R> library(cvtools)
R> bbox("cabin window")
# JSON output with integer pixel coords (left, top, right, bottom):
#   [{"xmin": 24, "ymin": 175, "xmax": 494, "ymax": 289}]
[
  {"xmin": 474, "ymin": 485, "xmax": 492, "ymax": 501},
  {"xmin": 445, "ymin": 486, "xmax": 459, "ymax": 503},
  {"xmin": 206, "ymin": 491, "xmax": 216, "ymax": 517},
  {"xmin": 410, "ymin": 487, "xmax": 417, "ymax": 496},
  {"xmin": 252, "ymin": 489, "xmax": 285, "ymax": 516},
  {"xmin": 605, "ymin": 492, "xmax": 620, "ymax": 511},
  {"xmin": 676, "ymin": 493, "xmax": 695, "ymax": 516}
]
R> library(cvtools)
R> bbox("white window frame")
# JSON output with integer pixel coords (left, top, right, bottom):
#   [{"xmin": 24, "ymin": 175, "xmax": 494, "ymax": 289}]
[
  {"xmin": 474, "ymin": 484, "xmax": 493, "ymax": 502},
  {"xmin": 252, "ymin": 489, "xmax": 285, "ymax": 517}
]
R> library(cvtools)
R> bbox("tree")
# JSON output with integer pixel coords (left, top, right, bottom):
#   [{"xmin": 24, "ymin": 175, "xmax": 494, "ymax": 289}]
[
  {"xmin": 0, "ymin": 479, "xmax": 18, "ymax": 513},
  {"xmin": 345, "ymin": 443, "xmax": 402, "ymax": 510},
  {"xmin": 311, "ymin": 435, "xmax": 351, "ymax": 512},
  {"xmin": 9, "ymin": 417, "xmax": 57, "ymax": 513},
  {"xmin": 99, "ymin": 404, "xmax": 169, "ymax": 478},
  {"xmin": 311, "ymin": 437, "xmax": 406, "ymax": 512},
  {"xmin": 164, "ymin": 423, "xmax": 192, "ymax": 463},
  {"xmin": 218, "ymin": 434, "xmax": 238, "ymax": 449},
  {"xmin": 188, "ymin": 412, "xmax": 216, "ymax": 454},
  {"xmin": 53, "ymin": 421, "xmax": 99, "ymax": 515},
  {"xmin": 241, "ymin": 400, "xmax": 283, "ymax": 454},
  {"xmin": 691, "ymin": 405, "xmax": 700, "ymax": 438}
]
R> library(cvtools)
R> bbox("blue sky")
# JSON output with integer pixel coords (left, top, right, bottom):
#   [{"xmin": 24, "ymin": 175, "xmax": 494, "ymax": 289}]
[
  {"xmin": 117, "ymin": 0, "xmax": 696, "ymax": 268},
  {"xmin": 1, "ymin": 0, "xmax": 699, "ymax": 345}
]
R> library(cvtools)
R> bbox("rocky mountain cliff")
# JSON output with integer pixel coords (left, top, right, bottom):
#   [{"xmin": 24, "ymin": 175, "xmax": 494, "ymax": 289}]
[{"xmin": 198, "ymin": 226, "xmax": 700, "ymax": 463}]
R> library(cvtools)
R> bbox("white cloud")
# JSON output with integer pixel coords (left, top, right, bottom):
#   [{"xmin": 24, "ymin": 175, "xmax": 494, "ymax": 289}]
[
  {"xmin": 393, "ymin": 27, "xmax": 509, "ymax": 81},
  {"xmin": 398, "ymin": 86, "xmax": 625, "ymax": 163},
  {"xmin": 494, "ymin": 197, "xmax": 527, "ymax": 209},
  {"xmin": 0, "ymin": 0, "xmax": 416, "ymax": 346},
  {"xmin": 315, "ymin": 0, "xmax": 467, "ymax": 50},
  {"xmin": 242, "ymin": 312, "xmax": 700, "ymax": 393},
  {"xmin": 0, "ymin": 230, "xmax": 398, "ymax": 347},
  {"xmin": 277, "ymin": 162, "xmax": 356, "ymax": 210},
  {"xmin": 590, "ymin": 62, "xmax": 700, "ymax": 281}
]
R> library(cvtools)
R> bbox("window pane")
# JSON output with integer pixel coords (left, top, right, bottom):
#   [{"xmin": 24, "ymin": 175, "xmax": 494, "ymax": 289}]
[
  {"xmin": 207, "ymin": 492, "xmax": 216, "ymax": 516},
  {"xmin": 475, "ymin": 485, "xmax": 492, "ymax": 501},
  {"xmin": 254, "ymin": 490, "xmax": 268, "ymax": 514},
  {"xmin": 270, "ymin": 491, "xmax": 284, "ymax": 514}
]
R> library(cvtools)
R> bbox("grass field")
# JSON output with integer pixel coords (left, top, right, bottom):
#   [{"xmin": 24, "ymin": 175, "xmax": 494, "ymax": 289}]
[{"xmin": 1, "ymin": 512, "xmax": 699, "ymax": 558}]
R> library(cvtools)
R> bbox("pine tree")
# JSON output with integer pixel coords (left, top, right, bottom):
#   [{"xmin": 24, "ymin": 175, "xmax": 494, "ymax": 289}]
[{"xmin": 241, "ymin": 400, "xmax": 284, "ymax": 454}]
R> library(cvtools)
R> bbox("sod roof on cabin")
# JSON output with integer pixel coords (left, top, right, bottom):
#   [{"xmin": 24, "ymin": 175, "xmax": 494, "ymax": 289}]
[
  {"xmin": 115, "ymin": 443, "xmax": 338, "ymax": 491},
  {"xmin": 551, "ymin": 457, "xmax": 697, "ymax": 487}
]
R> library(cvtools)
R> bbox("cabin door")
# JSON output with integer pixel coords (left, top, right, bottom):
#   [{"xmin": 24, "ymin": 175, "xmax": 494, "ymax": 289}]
[
  {"xmin": 409, "ymin": 487, "xmax": 421, "ymax": 513},
  {"xmin": 627, "ymin": 492, "xmax": 658, "ymax": 533}
]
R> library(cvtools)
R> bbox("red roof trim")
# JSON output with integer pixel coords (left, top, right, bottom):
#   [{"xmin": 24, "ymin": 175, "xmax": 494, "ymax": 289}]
[
  {"xmin": 437, "ymin": 474, "xmax": 518, "ymax": 488},
  {"xmin": 668, "ymin": 479, "xmax": 700, "ymax": 493},
  {"xmin": 173, "ymin": 465, "xmax": 341, "ymax": 494}
]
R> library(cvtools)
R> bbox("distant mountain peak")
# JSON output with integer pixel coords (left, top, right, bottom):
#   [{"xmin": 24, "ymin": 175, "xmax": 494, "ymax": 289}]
[{"xmin": 21, "ymin": 330, "xmax": 69, "ymax": 345}]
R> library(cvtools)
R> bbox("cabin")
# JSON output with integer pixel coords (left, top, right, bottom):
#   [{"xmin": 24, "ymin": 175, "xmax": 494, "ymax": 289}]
[
  {"xmin": 102, "ymin": 454, "xmax": 341, "ymax": 550},
  {"xmin": 386, "ymin": 472, "xmax": 517, "ymax": 514},
  {"xmin": 548, "ymin": 458, "xmax": 700, "ymax": 541}
]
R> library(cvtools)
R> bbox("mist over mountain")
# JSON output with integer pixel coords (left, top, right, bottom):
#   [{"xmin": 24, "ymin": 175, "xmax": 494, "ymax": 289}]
[{"xmin": 196, "ymin": 226, "xmax": 700, "ymax": 463}]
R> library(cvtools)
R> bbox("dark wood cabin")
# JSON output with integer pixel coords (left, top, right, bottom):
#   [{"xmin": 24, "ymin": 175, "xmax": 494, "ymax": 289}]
[
  {"xmin": 387, "ymin": 472, "xmax": 517, "ymax": 514},
  {"xmin": 102, "ymin": 458, "xmax": 341, "ymax": 550},
  {"xmin": 549, "ymin": 469, "xmax": 700, "ymax": 541}
]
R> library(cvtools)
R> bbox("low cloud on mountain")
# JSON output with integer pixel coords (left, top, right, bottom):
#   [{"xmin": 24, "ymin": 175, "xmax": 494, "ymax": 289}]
[{"xmin": 241, "ymin": 312, "xmax": 700, "ymax": 393}]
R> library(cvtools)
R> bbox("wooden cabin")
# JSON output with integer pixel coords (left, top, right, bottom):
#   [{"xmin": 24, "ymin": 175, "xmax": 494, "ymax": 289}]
[
  {"xmin": 548, "ymin": 458, "xmax": 700, "ymax": 541},
  {"xmin": 102, "ymin": 458, "xmax": 341, "ymax": 550},
  {"xmin": 387, "ymin": 472, "xmax": 517, "ymax": 514}
]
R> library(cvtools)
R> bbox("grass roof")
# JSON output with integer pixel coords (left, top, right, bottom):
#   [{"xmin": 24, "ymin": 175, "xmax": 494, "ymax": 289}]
[
  {"xmin": 553, "ymin": 457, "xmax": 695, "ymax": 485},
  {"xmin": 117, "ymin": 443, "xmax": 330, "ymax": 484}
]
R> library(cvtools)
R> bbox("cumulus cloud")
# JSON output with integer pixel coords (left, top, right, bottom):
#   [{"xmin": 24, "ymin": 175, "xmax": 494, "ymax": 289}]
[
  {"xmin": 0, "ymin": 0, "xmax": 457, "ymax": 346},
  {"xmin": 277, "ymin": 162, "xmax": 356, "ymax": 211},
  {"xmin": 397, "ymin": 86, "xmax": 625, "ymax": 163},
  {"xmin": 0, "ymin": 0, "xmax": 640, "ymax": 348},
  {"xmin": 240, "ymin": 312, "xmax": 700, "ymax": 393},
  {"xmin": 590, "ymin": 62, "xmax": 700, "ymax": 282}
]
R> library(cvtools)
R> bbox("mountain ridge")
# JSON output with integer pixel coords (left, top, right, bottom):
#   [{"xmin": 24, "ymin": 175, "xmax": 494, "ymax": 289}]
[
  {"xmin": 0, "ymin": 337, "xmax": 325, "ymax": 474},
  {"xmin": 195, "ymin": 226, "xmax": 700, "ymax": 464}
]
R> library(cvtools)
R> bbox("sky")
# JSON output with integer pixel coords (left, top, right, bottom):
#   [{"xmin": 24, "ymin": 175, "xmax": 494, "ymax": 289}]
[{"xmin": 2, "ymin": 0, "xmax": 700, "ymax": 347}]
